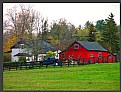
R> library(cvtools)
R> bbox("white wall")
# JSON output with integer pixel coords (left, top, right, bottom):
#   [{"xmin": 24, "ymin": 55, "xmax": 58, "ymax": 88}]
[
  {"xmin": 38, "ymin": 54, "xmax": 46, "ymax": 61},
  {"xmin": 54, "ymin": 50, "xmax": 61, "ymax": 59},
  {"xmin": 11, "ymin": 48, "xmax": 27, "ymax": 62},
  {"xmin": 11, "ymin": 48, "xmax": 61, "ymax": 62},
  {"xmin": 11, "ymin": 48, "xmax": 20, "ymax": 61}
]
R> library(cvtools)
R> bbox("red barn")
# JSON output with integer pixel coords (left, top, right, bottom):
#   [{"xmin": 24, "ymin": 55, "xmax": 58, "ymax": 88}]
[{"xmin": 59, "ymin": 41, "xmax": 116, "ymax": 64}]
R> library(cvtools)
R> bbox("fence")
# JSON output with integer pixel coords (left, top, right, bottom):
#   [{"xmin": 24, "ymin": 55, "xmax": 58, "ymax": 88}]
[
  {"xmin": 78, "ymin": 56, "xmax": 116, "ymax": 65},
  {"xmin": 3, "ymin": 56, "xmax": 117, "ymax": 71}
]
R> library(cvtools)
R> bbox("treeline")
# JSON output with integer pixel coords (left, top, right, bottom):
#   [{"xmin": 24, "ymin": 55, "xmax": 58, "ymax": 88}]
[{"xmin": 3, "ymin": 4, "xmax": 120, "ymax": 54}]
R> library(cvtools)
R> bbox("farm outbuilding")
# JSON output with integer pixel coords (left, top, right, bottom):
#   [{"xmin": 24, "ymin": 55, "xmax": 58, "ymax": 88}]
[{"xmin": 59, "ymin": 41, "xmax": 116, "ymax": 64}]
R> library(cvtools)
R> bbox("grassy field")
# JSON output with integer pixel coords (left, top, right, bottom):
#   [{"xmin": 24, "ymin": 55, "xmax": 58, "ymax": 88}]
[{"xmin": 3, "ymin": 62, "xmax": 120, "ymax": 91}]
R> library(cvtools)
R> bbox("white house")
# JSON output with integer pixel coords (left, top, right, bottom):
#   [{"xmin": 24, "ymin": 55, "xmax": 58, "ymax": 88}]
[{"xmin": 10, "ymin": 40, "xmax": 60, "ymax": 62}]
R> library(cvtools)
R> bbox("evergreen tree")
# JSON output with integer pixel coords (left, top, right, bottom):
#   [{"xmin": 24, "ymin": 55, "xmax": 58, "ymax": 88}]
[
  {"xmin": 87, "ymin": 23, "xmax": 97, "ymax": 42},
  {"xmin": 101, "ymin": 13, "xmax": 119, "ymax": 53},
  {"xmin": 95, "ymin": 20, "xmax": 105, "ymax": 31},
  {"xmin": 85, "ymin": 21, "xmax": 91, "ymax": 29}
]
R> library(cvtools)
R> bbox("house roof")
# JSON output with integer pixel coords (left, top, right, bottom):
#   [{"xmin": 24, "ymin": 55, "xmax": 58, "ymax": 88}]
[
  {"xmin": 14, "ymin": 53, "xmax": 32, "ymax": 57},
  {"xmin": 10, "ymin": 41, "xmax": 25, "ymax": 49},
  {"xmin": 10, "ymin": 40, "xmax": 56, "ymax": 53},
  {"xmin": 77, "ymin": 41, "xmax": 107, "ymax": 51},
  {"xmin": 11, "ymin": 40, "xmax": 51, "ymax": 48}
]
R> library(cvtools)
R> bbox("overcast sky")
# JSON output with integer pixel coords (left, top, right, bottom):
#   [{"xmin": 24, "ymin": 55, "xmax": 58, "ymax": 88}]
[{"xmin": 3, "ymin": 3, "xmax": 120, "ymax": 27}]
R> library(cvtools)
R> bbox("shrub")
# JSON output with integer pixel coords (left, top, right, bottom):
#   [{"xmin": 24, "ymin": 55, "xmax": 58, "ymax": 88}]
[
  {"xmin": 46, "ymin": 51, "xmax": 56, "ymax": 58},
  {"xmin": 3, "ymin": 53, "xmax": 11, "ymax": 62},
  {"xmin": 19, "ymin": 56, "xmax": 26, "ymax": 62},
  {"xmin": 3, "ymin": 62, "xmax": 11, "ymax": 65}
]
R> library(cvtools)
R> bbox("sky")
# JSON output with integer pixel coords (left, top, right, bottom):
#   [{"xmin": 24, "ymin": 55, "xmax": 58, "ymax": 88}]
[{"xmin": 3, "ymin": 3, "xmax": 120, "ymax": 28}]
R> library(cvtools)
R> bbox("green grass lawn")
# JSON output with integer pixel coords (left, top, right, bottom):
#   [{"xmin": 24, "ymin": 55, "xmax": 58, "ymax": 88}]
[{"xmin": 3, "ymin": 62, "xmax": 120, "ymax": 91}]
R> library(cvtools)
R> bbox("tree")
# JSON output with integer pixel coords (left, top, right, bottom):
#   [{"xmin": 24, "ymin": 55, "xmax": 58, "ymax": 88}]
[
  {"xmin": 3, "ymin": 53, "xmax": 11, "ymax": 62},
  {"xmin": 28, "ymin": 16, "xmax": 50, "ymax": 61},
  {"xmin": 5, "ymin": 4, "xmax": 36, "ymax": 41},
  {"xmin": 95, "ymin": 20, "xmax": 106, "ymax": 43},
  {"xmin": 84, "ymin": 21, "xmax": 91, "ymax": 29},
  {"xmin": 95, "ymin": 20, "xmax": 105, "ymax": 31},
  {"xmin": 36, "ymin": 17, "xmax": 49, "ymax": 41},
  {"xmin": 3, "ymin": 4, "xmax": 37, "ymax": 52},
  {"xmin": 79, "ymin": 28, "xmax": 89, "ymax": 41},
  {"xmin": 4, "ymin": 4, "xmax": 50, "ymax": 60},
  {"xmin": 3, "ymin": 35, "xmax": 17, "ymax": 52},
  {"xmin": 49, "ymin": 18, "xmax": 75, "ymax": 51},
  {"xmin": 101, "ymin": 13, "xmax": 119, "ymax": 53},
  {"xmin": 85, "ymin": 21, "xmax": 97, "ymax": 42},
  {"xmin": 116, "ymin": 25, "xmax": 120, "ymax": 40}
]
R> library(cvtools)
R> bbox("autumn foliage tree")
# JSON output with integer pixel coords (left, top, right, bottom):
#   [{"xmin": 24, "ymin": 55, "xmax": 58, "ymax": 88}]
[
  {"xmin": 3, "ymin": 35, "xmax": 17, "ymax": 52},
  {"xmin": 5, "ymin": 4, "xmax": 37, "ymax": 41},
  {"xmin": 4, "ymin": 4, "xmax": 40, "ymax": 53}
]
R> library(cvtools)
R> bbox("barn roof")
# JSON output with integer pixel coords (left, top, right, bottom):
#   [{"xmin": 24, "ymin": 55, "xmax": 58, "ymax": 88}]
[{"xmin": 77, "ymin": 41, "xmax": 107, "ymax": 51}]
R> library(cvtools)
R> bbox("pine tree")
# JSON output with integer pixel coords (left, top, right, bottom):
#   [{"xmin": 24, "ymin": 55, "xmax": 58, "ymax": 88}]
[
  {"xmin": 95, "ymin": 20, "xmax": 105, "ymax": 31},
  {"xmin": 87, "ymin": 23, "xmax": 97, "ymax": 42},
  {"xmin": 101, "ymin": 13, "xmax": 119, "ymax": 53}
]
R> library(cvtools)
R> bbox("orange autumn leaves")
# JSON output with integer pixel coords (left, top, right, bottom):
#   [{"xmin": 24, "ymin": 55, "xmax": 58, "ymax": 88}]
[{"xmin": 3, "ymin": 36, "xmax": 17, "ymax": 52}]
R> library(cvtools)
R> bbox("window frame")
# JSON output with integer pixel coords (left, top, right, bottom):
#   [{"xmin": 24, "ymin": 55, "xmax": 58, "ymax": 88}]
[
  {"xmin": 90, "ymin": 54, "xmax": 93, "ymax": 57},
  {"xmin": 74, "ymin": 44, "xmax": 79, "ymax": 49},
  {"xmin": 98, "ymin": 52, "xmax": 102, "ymax": 58},
  {"xmin": 108, "ymin": 54, "xmax": 112, "ymax": 58},
  {"xmin": 62, "ymin": 54, "xmax": 65, "ymax": 59}
]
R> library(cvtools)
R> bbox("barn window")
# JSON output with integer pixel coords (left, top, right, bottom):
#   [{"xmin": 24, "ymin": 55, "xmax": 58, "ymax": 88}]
[
  {"xmin": 98, "ymin": 52, "xmax": 102, "ymax": 58},
  {"xmin": 108, "ymin": 54, "xmax": 112, "ymax": 58},
  {"xmin": 62, "ymin": 54, "xmax": 65, "ymax": 59},
  {"xmin": 74, "ymin": 44, "xmax": 79, "ymax": 49},
  {"xmin": 21, "ymin": 44, "xmax": 24, "ymax": 49},
  {"xmin": 90, "ymin": 54, "xmax": 93, "ymax": 57}
]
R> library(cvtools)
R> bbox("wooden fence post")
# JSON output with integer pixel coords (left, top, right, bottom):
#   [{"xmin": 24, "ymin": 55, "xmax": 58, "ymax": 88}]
[
  {"xmin": 16, "ymin": 62, "xmax": 17, "ymax": 70},
  {"xmin": 97, "ymin": 57, "xmax": 99, "ymax": 63},
  {"xmin": 107, "ymin": 57, "xmax": 108, "ymax": 63},
  {"xmin": 83, "ymin": 59, "xmax": 84, "ymax": 65},
  {"xmin": 112, "ymin": 56, "xmax": 113, "ymax": 62},
  {"xmin": 94, "ymin": 57, "xmax": 96, "ymax": 64},
  {"xmin": 8, "ymin": 64, "xmax": 10, "ymax": 71},
  {"xmin": 68, "ymin": 60, "xmax": 69, "ymax": 67},
  {"xmin": 46, "ymin": 64, "xmax": 48, "ymax": 68}
]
